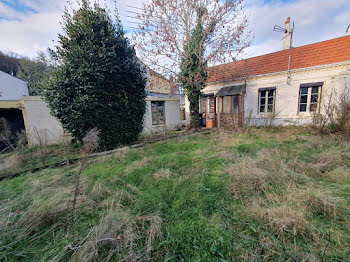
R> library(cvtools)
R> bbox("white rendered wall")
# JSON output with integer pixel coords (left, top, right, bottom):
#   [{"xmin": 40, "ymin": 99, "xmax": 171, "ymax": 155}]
[
  {"xmin": 0, "ymin": 70, "xmax": 28, "ymax": 100},
  {"xmin": 143, "ymin": 97, "xmax": 181, "ymax": 133},
  {"xmin": 23, "ymin": 97, "xmax": 64, "ymax": 144},
  {"xmin": 203, "ymin": 63, "xmax": 350, "ymax": 126}
]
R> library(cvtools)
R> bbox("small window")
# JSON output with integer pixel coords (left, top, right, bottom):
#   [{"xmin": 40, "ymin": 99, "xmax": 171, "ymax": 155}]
[
  {"xmin": 298, "ymin": 83, "xmax": 322, "ymax": 112},
  {"xmin": 151, "ymin": 101, "xmax": 165, "ymax": 125},
  {"xmin": 223, "ymin": 96, "xmax": 231, "ymax": 113},
  {"xmin": 221, "ymin": 95, "xmax": 240, "ymax": 114},
  {"xmin": 259, "ymin": 88, "xmax": 275, "ymax": 113}
]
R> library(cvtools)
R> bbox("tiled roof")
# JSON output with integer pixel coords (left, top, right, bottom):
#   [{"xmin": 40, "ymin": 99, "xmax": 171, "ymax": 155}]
[{"xmin": 207, "ymin": 35, "xmax": 350, "ymax": 83}]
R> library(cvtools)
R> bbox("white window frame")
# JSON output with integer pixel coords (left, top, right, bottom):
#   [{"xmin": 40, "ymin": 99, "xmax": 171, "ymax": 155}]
[
  {"xmin": 298, "ymin": 83, "xmax": 322, "ymax": 114},
  {"xmin": 258, "ymin": 88, "xmax": 276, "ymax": 114}
]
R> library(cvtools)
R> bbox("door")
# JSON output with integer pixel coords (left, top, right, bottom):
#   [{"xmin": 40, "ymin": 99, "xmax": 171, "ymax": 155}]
[{"xmin": 206, "ymin": 96, "xmax": 216, "ymax": 128}]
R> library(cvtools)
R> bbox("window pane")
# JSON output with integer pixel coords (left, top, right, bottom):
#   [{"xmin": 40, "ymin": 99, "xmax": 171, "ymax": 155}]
[
  {"xmin": 300, "ymin": 95, "xmax": 308, "ymax": 104},
  {"xmin": 268, "ymin": 90, "xmax": 274, "ymax": 97},
  {"xmin": 267, "ymin": 104, "xmax": 273, "ymax": 112},
  {"xmin": 201, "ymin": 98, "xmax": 206, "ymax": 113},
  {"xmin": 310, "ymin": 103, "xmax": 317, "ymax": 112},
  {"xmin": 208, "ymin": 97, "xmax": 215, "ymax": 116},
  {"xmin": 312, "ymin": 87, "xmax": 319, "ymax": 94},
  {"xmin": 299, "ymin": 104, "xmax": 307, "ymax": 112},
  {"xmin": 223, "ymin": 96, "xmax": 231, "ymax": 113},
  {"xmin": 268, "ymin": 97, "xmax": 274, "ymax": 105},
  {"xmin": 233, "ymin": 96, "xmax": 239, "ymax": 113},
  {"xmin": 151, "ymin": 101, "xmax": 165, "ymax": 125},
  {"xmin": 260, "ymin": 105, "xmax": 265, "ymax": 113},
  {"xmin": 151, "ymin": 102, "xmax": 158, "ymax": 125},
  {"xmin": 301, "ymin": 87, "xmax": 308, "ymax": 95},
  {"xmin": 311, "ymin": 94, "xmax": 318, "ymax": 103},
  {"xmin": 260, "ymin": 91, "xmax": 266, "ymax": 98}
]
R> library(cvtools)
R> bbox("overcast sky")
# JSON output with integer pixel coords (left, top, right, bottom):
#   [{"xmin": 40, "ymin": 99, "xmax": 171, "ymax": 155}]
[{"xmin": 0, "ymin": 0, "xmax": 349, "ymax": 60}]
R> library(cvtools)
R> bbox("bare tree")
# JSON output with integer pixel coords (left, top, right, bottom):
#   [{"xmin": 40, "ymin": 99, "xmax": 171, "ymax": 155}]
[
  {"xmin": 132, "ymin": 0, "xmax": 251, "ymax": 76},
  {"xmin": 132, "ymin": 0, "xmax": 251, "ymax": 126}
]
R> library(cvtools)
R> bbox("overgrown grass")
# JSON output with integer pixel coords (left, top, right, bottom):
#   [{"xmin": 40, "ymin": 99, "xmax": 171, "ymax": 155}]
[
  {"xmin": 0, "ymin": 142, "xmax": 81, "ymax": 177},
  {"xmin": 1, "ymin": 127, "xmax": 350, "ymax": 261}
]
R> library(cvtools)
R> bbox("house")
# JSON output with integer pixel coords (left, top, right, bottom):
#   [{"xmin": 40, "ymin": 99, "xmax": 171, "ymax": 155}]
[
  {"xmin": 194, "ymin": 18, "xmax": 350, "ymax": 128},
  {"xmin": 0, "ymin": 67, "xmax": 182, "ymax": 147},
  {"xmin": 143, "ymin": 68, "xmax": 182, "ymax": 133},
  {"xmin": 0, "ymin": 70, "xmax": 65, "ymax": 146}
]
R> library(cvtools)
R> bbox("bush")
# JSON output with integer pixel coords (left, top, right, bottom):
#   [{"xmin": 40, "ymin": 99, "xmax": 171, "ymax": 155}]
[
  {"xmin": 44, "ymin": 0, "xmax": 146, "ymax": 150},
  {"xmin": 312, "ymin": 85, "xmax": 350, "ymax": 136}
]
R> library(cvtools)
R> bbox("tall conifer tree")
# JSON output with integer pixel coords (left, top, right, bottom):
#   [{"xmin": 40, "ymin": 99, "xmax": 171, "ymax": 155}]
[{"xmin": 44, "ymin": 0, "xmax": 146, "ymax": 149}]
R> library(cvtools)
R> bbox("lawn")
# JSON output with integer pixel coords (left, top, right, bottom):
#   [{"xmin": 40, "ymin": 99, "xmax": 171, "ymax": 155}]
[{"xmin": 1, "ymin": 127, "xmax": 350, "ymax": 261}]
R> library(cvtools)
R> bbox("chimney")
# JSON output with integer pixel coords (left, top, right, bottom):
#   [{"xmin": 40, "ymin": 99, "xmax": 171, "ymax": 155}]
[
  {"xmin": 347, "ymin": 24, "xmax": 350, "ymax": 35},
  {"xmin": 283, "ymin": 17, "xmax": 292, "ymax": 50}
]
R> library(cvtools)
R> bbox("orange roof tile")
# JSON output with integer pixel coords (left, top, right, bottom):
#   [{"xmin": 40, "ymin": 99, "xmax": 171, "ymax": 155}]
[{"xmin": 207, "ymin": 35, "xmax": 350, "ymax": 83}]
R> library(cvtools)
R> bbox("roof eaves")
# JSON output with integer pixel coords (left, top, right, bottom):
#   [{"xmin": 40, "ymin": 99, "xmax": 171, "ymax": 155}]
[{"xmin": 207, "ymin": 60, "xmax": 350, "ymax": 85}]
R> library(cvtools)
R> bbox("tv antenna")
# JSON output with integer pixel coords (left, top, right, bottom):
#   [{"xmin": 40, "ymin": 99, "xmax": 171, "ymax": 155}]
[{"xmin": 273, "ymin": 18, "xmax": 295, "ymax": 85}]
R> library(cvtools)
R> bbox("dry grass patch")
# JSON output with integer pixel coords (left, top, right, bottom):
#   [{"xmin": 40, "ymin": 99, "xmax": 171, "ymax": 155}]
[
  {"xmin": 226, "ymin": 149, "xmax": 306, "ymax": 199},
  {"xmin": 288, "ymin": 150, "xmax": 344, "ymax": 180},
  {"xmin": 226, "ymin": 160, "xmax": 271, "ymax": 199},
  {"xmin": 153, "ymin": 168, "xmax": 172, "ymax": 180},
  {"xmin": 248, "ymin": 201, "xmax": 312, "ymax": 240},
  {"xmin": 312, "ymin": 150, "xmax": 344, "ymax": 173},
  {"xmin": 73, "ymin": 204, "xmax": 163, "ymax": 262},
  {"xmin": 0, "ymin": 153, "xmax": 23, "ymax": 172},
  {"xmin": 1, "ymin": 171, "xmax": 94, "ymax": 245},
  {"xmin": 285, "ymin": 188, "xmax": 343, "ymax": 220},
  {"xmin": 90, "ymin": 182, "xmax": 113, "ymax": 202},
  {"xmin": 125, "ymin": 157, "xmax": 150, "ymax": 174},
  {"xmin": 245, "ymin": 186, "xmax": 345, "ymax": 242},
  {"xmin": 324, "ymin": 167, "xmax": 350, "ymax": 183}
]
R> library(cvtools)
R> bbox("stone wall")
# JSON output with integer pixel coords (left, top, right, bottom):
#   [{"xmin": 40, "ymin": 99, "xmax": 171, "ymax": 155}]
[{"xmin": 219, "ymin": 113, "xmax": 243, "ymax": 129}]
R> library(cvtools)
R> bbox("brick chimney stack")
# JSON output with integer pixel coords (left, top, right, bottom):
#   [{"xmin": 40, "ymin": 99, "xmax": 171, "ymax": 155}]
[{"xmin": 283, "ymin": 17, "xmax": 292, "ymax": 50}]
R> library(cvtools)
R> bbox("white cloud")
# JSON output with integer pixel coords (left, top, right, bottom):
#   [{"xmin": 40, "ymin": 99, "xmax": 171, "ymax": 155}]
[
  {"xmin": 244, "ymin": 0, "xmax": 350, "ymax": 57},
  {"xmin": 0, "ymin": 0, "xmax": 65, "ymax": 57}
]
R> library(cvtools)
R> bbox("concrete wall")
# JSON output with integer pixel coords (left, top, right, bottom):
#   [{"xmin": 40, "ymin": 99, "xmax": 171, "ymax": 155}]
[
  {"xmin": 22, "ymin": 97, "xmax": 64, "ymax": 145},
  {"xmin": 0, "ymin": 70, "xmax": 28, "ymax": 100},
  {"xmin": 143, "ymin": 96, "xmax": 181, "ymax": 133},
  {"xmin": 202, "ymin": 62, "xmax": 350, "ymax": 126},
  {"xmin": 22, "ymin": 96, "xmax": 181, "ymax": 144}
]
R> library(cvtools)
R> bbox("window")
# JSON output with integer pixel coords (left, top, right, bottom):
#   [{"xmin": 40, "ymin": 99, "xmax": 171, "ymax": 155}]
[
  {"xmin": 259, "ymin": 88, "xmax": 275, "ymax": 113},
  {"xmin": 221, "ymin": 95, "xmax": 240, "ymax": 114},
  {"xmin": 298, "ymin": 83, "xmax": 322, "ymax": 112},
  {"xmin": 223, "ymin": 96, "xmax": 231, "ymax": 113},
  {"xmin": 200, "ymin": 97, "xmax": 207, "ymax": 114},
  {"xmin": 232, "ymin": 96, "xmax": 239, "ymax": 113},
  {"xmin": 151, "ymin": 101, "xmax": 165, "ymax": 125},
  {"xmin": 208, "ymin": 97, "xmax": 215, "ymax": 120}
]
